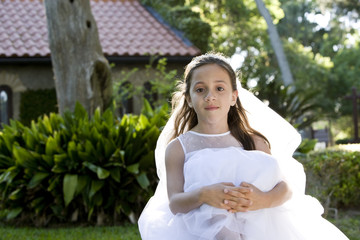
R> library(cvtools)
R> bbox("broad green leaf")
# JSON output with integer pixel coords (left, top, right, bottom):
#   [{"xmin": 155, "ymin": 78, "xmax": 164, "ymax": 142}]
[
  {"xmin": 90, "ymin": 127, "xmax": 101, "ymax": 142},
  {"xmin": 83, "ymin": 161, "xmax": 98, "ymax": 173},
  {"xmin": 23, "ymin": 128, "xmax": 35, "ymax": 149},
  {"xmin": 52, "ymin": 153, "xmax": 69, "ymax": 173},
  {"xmin": 45, "ymin": 136, "xmax": 58, "ymax": 155},
  {"xmin": 9, "ymin": 188, "xmax": 23, "ymax": 200},
  {"xmin": 63, "ymin": 174, "xmax": 78, "ymax": 206},
  {"xmin": 41, "ymin": 154, "xmax": 54, "ymax": 168},
  {"xmin": 2, "ymin": 133, "xmax": 15, "ymax": 153},
  {"xmin": 85, "ymin": 140, "xmax": 99, "ymax": 159},
  {"xmin": 47, "ymin": 175, "xmax": 60, "ymax": 192},
  {"xmin": 0, "ymin": 154, "xmax": 14, "ymax": 167},
  {"xmin": 93, "ymin": 107, "xmax": 101, "ymax": 124},
  {"xmin": 6, "ymin": 207, "xmax": 22, "ymax": 220},
  {"xmin": 142, "ymin": 99, "xmax": 153, "ymax": 117},
  {"xmin": 102, "ymin": 109, "xmax": 114, "ymax": 127},
  {"xmin": 0, "ymin": 166, "xmax": 20, "ymax": 184},
  {"xmin": 76, "ymin": 175, "xmax": 89, "ymax": 195},
  {"xmin": 89, "ymin": 180, "xmax": 104, "ymax": 199},
  {"xmin": 109, "ymin": 168, "xmax": 121, "ymax": 183},
  {"xmin": 67, "ymin": 141, "xmax": 77, "ymax": 161},
  {"xmin": 136, "ymin": 172, "xmax": 150, "ymax": 189},
  {"xmin": 103, "ymin": 138, "xmax": 116, "ymax": 159},
  {"xmin": 97, "ymin": 167, "xmax": 110, "ymax": 180},
  {"xmin": 87, "ymin": 206, "xmax": 94, "ymax": 221},
  {"xmin": 142, "ymin": 126, "xmax": 159, "ymax": 143},
  {"xmin": 138, "ymin": 114, "xmax": 149, "ymax": 129},
  {"xmin": 109, "ymin": 148, "xmax": 125, "ymax": 163},
  {"xmin": 30, "ymin": 197, "xmax": 44, "ymax": 208},
  {"xmin": 13, "ymin": 146, "xmax": 37, "ymax": 170},
  {"xmin": 126, "ymin": 163, "xmax": 139, "ymax": 174},
  {"xmin": 74, "ymin": 102, "xmax": 88, "ymax": 120},
  {"xmin": 83, "ymin": 162, "xmax": 109, "ymax": 179},
  {"xmin": 28, "ymin": 172, "xmax": 49, "ymax": 189},
  {"xmin": 42, "ymin": 115, "xmax": 53, "ymax": 134}
]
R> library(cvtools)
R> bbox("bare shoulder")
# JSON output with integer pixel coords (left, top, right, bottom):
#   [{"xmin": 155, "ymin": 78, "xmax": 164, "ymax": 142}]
[
  {"xmin": 251, "ymin": 134, "xmax": 271, "ymax": 155},
  {"xmin": 165, "ymin": 138, "xmax": 185, "ymax": 164}
]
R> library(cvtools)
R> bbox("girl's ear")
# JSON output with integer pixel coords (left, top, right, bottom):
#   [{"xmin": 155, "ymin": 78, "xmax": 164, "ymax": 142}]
[
  {"xmin": 231, "ymin": 90, "xmax": 238, "ymax": 106},
  {"xmin": 186, "ymin": 96, "xmax": 193, "ymax": 108}
]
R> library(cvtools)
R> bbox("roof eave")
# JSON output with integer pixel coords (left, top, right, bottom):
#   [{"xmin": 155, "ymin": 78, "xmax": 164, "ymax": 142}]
[{"xmin": 0, "ymin": 55, "xmax": 196, "ymax": 64}]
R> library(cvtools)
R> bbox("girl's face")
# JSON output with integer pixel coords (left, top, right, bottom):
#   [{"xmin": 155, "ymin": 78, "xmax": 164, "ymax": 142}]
[{"xmin": 187, "ymin": 64, "xmax": 238, "ymax": 131}]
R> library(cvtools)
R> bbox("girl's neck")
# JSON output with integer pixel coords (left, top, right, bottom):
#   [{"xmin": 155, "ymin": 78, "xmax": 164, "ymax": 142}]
[{"xmin": 191, "ymin": 124, "xmax": 230, "ymax": 135}]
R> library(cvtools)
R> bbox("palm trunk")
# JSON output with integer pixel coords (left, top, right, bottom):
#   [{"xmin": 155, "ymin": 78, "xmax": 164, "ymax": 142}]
[{"xmin": 254, "ymin": 0, "xmax": 294, "ymax": 86}]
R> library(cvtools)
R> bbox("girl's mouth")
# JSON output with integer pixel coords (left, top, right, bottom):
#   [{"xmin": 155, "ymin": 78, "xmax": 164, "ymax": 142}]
[{"xmin": 205, "ymin": 106, "xmax": 219, "ymax": 111}]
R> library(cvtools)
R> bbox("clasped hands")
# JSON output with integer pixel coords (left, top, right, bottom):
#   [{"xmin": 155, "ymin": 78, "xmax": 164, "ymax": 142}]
[{"xmin": 203, "ymin": 182, "xmax": 269, "ymax": 213}]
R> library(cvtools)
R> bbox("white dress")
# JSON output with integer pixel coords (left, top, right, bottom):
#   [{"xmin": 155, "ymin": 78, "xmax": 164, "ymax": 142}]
[{"xmin": 138, "ymin": 131, "xmax": 349, "ymax": 240}]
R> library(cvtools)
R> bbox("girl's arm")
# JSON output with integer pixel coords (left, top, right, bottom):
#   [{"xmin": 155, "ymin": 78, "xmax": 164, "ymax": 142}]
[{"xmin": 165, "ymin": 139, "xmax": 246, "ymax": 214}]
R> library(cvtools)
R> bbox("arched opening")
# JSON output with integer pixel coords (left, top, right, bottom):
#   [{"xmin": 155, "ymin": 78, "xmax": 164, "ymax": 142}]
[
  {"xmin": 0, "ymin": 85, "xmax": 13, "ymax": 126},
  {"xmin": 143, "ymin": 81, "xmax": 158, "ymax": 108},
  {"xmin": 119, "ymin": 81, "xmax": 133, "ymax": 116}
]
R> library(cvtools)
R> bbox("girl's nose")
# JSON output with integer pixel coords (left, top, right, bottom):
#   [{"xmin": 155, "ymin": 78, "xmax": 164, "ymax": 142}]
[{"xmin": 204, "ymin": 90, "xmax": 216, "ymax": 101}]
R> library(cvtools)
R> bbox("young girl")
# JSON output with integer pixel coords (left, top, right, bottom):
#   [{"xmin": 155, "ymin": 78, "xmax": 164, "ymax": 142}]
[{"xmin": 138, "ymin": 53, "xmax": 349, "ymax": 240}]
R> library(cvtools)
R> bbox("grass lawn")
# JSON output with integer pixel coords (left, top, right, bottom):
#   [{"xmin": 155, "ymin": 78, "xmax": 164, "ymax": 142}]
[
  {"xmin": 327, "ymin": 210, "xmax": 360, "ymax": 240},
  {"xmin": 0, "ymin": 211, "xmax": 358, "ymax": 240},
  {"xmin": 0, "ymin": 223, "xmax": 141, "ymax": 240}
]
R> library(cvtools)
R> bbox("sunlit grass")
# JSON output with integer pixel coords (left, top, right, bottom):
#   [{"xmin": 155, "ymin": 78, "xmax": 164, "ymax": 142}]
[{"xmin": 330, "ymin": 144, "xmax": 360, "ymax": 152}]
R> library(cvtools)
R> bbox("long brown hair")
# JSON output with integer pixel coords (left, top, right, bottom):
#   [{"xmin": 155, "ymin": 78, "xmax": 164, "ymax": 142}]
[{"xmin": 171, "ymin": 52, "xmax": 269, "ymax": 150}]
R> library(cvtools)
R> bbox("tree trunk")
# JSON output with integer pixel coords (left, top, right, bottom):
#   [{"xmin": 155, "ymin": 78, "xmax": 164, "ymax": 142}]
[
  {"xmin": 44, "ymin": 0, "xmax": 112, "ymax": 115},
  {"xmin": 254, "ymin": 0, "xmax": 294, "ymax": 86}
]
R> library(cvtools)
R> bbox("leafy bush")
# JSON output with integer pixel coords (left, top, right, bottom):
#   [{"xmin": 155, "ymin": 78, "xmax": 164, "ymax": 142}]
[
  {"xmin": 0, "ymin": 101, "xmax": 169, "ymax": 226},
  {"xmin": 298, "ymin": 150, "xmax": 360, "ymax": 209}
]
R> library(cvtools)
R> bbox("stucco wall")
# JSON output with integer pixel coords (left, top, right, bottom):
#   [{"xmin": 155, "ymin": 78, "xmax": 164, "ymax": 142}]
[
  {"xmin": 0, "ymin": 60, "xmax": 187, "ymax": 122},
  {"xmin": 111, "ymin": 62, "xmax": 185, "ymax": 114},
  {"xmin": 0, "ymin": 64, "xmax": 54, "ymax": 120}
]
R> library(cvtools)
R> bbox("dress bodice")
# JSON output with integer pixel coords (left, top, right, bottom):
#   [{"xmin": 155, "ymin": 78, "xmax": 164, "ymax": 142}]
[{"xmin": 177, "ymin": 131, "xmax": 282, "ymax": 193}]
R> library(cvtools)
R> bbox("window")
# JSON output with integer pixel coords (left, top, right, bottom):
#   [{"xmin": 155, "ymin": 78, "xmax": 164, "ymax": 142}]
[
  {"xmin": 143, "ymin": 81, "xmax": 158, "ymax": 108},
  {"xmin": 0, "ymin": 85, "xmax": 13, "ymax": 126},
  {"xmin": 119, "ymin": 81, "xmax": 133, "ymax": 116}
]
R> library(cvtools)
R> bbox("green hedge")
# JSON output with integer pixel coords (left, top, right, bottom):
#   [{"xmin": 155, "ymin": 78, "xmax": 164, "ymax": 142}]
[
  {"xmin": 298, "ymin": 150, "xmax": 360, "ymax": 209},
  {"xmin": 0, "ymin": 101, "xmax": 168, "ymax": 226},
  {"xmin": 20, "ymin": 89, "xmax": 58, "ymax": 126}
]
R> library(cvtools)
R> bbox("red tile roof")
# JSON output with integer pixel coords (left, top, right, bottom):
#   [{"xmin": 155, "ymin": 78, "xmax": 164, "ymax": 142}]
[{"xmin": 0, "ymin": 0, "xmax": 200, "ymax": 58}]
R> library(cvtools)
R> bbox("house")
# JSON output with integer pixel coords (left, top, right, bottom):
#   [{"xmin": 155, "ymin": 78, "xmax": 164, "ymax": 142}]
[{"xmin": 0, "ymin": 0, "xmax": 200, "ymax": 125}]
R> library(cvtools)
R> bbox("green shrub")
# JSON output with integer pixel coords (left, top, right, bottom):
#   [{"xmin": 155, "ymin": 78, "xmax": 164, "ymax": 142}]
[
  {"xmin": 0, "ymin": 101, "xmax": 169, "ymax": 226},
  {"xmin": 295, "ymin": 138, "xmax": 317, "ymax": 155},
  {"xmin": 19, "ymin": 89, "xmax": 58, "ymax": 126},
  {"xmin": 298, "ymin": 150, "xmax": 360, "ymax": 209}
]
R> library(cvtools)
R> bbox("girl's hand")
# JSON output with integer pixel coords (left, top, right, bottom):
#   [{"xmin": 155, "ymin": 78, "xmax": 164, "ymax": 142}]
[
  {"xmin": 223, "ymin": 182, "xmax": 269, "ymax": 212},
  {"xmin": 238, "ymin": 182, "xmax": 269, "ymax": 211},
  {"xmin": 200, "ymin": 182, "xmax": 240, "ymax": 211}
]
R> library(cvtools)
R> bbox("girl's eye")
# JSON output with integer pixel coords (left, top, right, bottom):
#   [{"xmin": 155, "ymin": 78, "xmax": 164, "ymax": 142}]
[
  {"xmin": 195, "ymin": 88, "xmax": 204, "ymax": 93},
  {"xmin": 217, "ymin": 87, "xmax": 224, "ymax": 91}
]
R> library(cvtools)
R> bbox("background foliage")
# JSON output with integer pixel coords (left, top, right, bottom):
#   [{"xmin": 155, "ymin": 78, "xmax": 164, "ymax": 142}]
[
  {"xmin": 298, "ymin": 149, "xmax": 360, "ymax": 209},
  {"xmin": 143, "ymin": 0, "xmax": 360, "ymax": 140}
]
